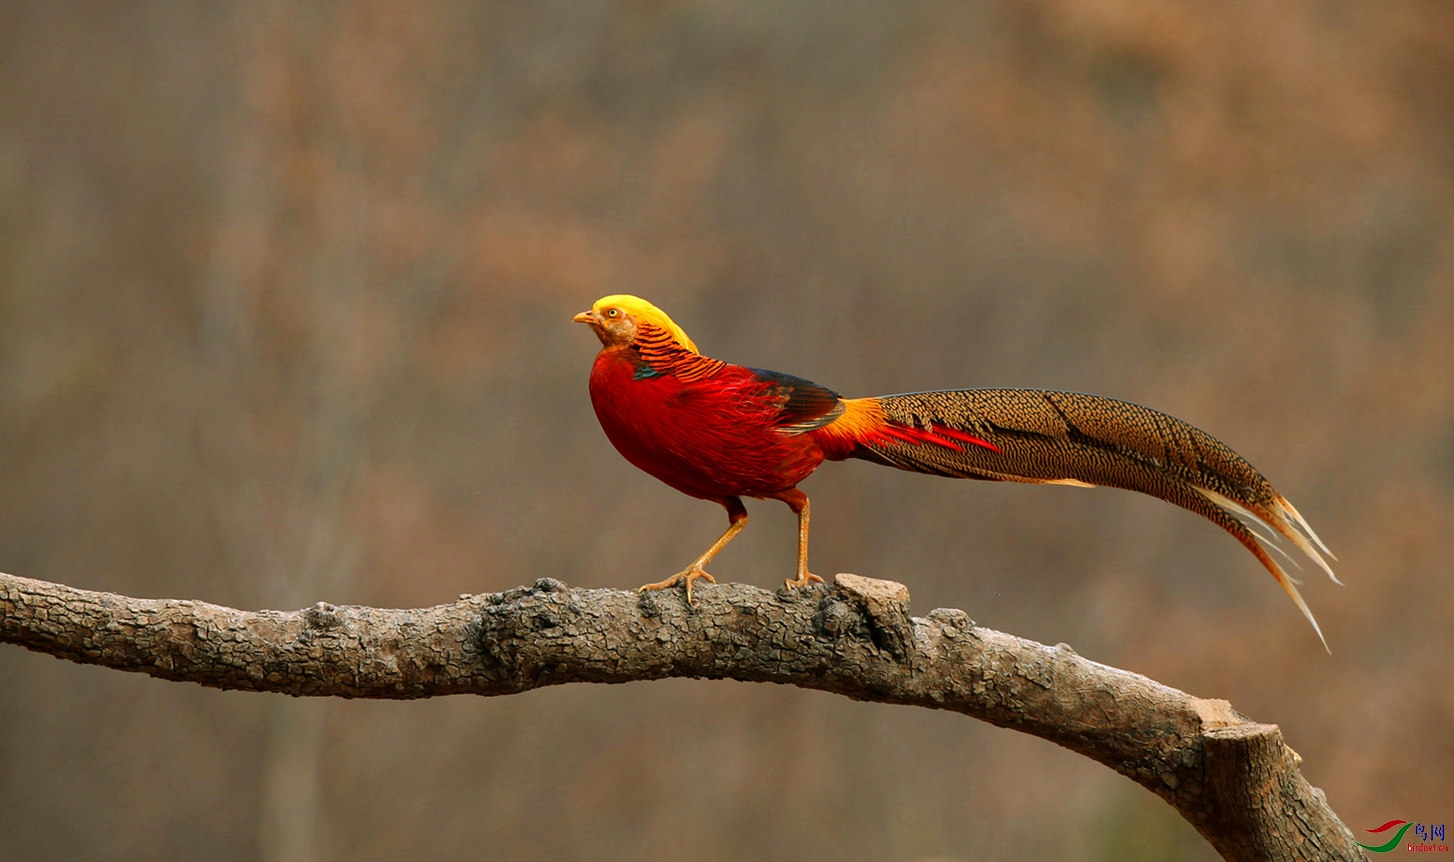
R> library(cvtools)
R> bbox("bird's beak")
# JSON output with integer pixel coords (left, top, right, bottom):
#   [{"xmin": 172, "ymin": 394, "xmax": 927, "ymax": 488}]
[{"xmin": 573, "ymin": 310, "xmax": 599, "ymax": 326}]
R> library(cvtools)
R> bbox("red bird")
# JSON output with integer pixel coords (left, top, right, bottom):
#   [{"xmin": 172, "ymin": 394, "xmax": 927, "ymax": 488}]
[{"xmin": 575, "ymin": 295, "xmax": 1339, "ymax": 649}]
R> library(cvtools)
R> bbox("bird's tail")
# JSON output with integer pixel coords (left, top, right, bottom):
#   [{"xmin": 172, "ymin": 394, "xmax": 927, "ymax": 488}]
[{"xmin": 843, "ymin": 389, "xmax": 1338, "ymax": 650}]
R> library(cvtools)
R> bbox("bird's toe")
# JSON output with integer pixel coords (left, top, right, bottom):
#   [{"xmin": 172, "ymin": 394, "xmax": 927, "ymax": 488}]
[
  {"xmin": 638, "ymin": 567, "xmax": 715, "ymax": 603},
  {"xmin": 784, "ymin": 572, "xmax": 825, "ymax": 590}
]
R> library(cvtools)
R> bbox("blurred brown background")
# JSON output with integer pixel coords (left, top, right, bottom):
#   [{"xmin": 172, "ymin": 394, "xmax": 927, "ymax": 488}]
[{"xmin": 1, "ymin": 2, "xmax": 1450, "ymax": 860}]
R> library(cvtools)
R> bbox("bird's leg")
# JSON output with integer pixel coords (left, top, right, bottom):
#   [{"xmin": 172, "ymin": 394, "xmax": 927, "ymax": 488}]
[
  {"xmin": 779, "ymin": 490, "xmax": 824, "ymax": 590},
  {"xmin": 638, "ymin": 498, "xmax": 747, "ymax": 603}
]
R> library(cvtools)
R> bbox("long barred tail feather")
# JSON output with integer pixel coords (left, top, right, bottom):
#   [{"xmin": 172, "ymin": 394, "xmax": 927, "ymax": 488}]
[
  {"xmin": 849, "ymin": 389, "xmax": 1338, "ymax": 651},
  {"xmin": 1191, "ymin": 487, "xmax": 1332, "ymax": 651}
]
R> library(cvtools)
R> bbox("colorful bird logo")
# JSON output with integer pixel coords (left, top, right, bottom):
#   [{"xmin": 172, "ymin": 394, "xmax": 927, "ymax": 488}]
[{"xmin": 1358, "ymin": 819, "xmax": 1414, "ymax": 852}]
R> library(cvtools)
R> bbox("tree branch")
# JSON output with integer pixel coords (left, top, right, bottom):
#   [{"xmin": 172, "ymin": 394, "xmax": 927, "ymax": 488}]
[{"xmin": 1, "ymin": 569, "xmax": 1360, "ymax": 861}]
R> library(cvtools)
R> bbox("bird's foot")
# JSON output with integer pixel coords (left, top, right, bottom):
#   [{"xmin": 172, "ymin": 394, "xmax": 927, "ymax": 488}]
[
  {"xmin": 639, "ymin": 567, "xmax": 717, "ymax": 604},
  {"xmin": 783, "ymin": 572, "xmax": 825, "ymax": 591}
]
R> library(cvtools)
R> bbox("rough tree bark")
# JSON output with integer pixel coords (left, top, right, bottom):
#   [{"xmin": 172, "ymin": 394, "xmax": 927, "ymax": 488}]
[{"xmin": 1, "ymin": 569, "xmax": 1362, "ymax": 861}]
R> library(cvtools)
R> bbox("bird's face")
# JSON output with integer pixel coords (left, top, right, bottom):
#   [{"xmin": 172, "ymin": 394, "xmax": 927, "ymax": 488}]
[
  {"xmin": 573, "ymin": 295, "xmax": 700, "ymax": 353},
  {"xmin": 573, "ymin": 299, "xmax": 638, "ymax": 347}
]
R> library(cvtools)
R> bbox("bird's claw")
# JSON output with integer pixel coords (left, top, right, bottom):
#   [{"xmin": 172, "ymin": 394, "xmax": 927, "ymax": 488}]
[
  {"xmin": 638, "ymin": 567, "xmax": 716, "ymax": 604},
  {"xmin": 783, "ymin": 572, "xmax": 825, "ymax": 591}
]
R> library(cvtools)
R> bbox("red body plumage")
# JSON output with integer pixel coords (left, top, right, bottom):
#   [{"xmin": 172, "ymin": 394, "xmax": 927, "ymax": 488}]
[{"xmin": 587, "ymin": 345, "xmax": 834, "ymax": 502}]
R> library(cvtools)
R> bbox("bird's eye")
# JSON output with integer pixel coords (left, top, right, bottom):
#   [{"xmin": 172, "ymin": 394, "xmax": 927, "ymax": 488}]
[{"xmin": 606, "ymin": 308, "xmax": 620, "ymax": 318}]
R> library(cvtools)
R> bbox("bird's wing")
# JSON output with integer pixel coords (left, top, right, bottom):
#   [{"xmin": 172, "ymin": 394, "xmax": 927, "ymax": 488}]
[{"xmin": 747, "ymin": 367, "xmax": 849, "ymax": 432}]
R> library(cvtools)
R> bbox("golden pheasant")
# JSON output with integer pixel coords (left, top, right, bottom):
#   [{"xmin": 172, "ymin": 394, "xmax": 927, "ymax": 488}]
[{"xmin": 575, "ymin": 295, "xmax": 1339, "ymax": 649}]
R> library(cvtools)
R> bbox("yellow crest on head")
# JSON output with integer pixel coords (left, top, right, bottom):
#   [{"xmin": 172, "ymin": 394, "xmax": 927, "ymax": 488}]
[{"xmin": 592, "ymin": 295, "xmax": 700, "ymax": 354}]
